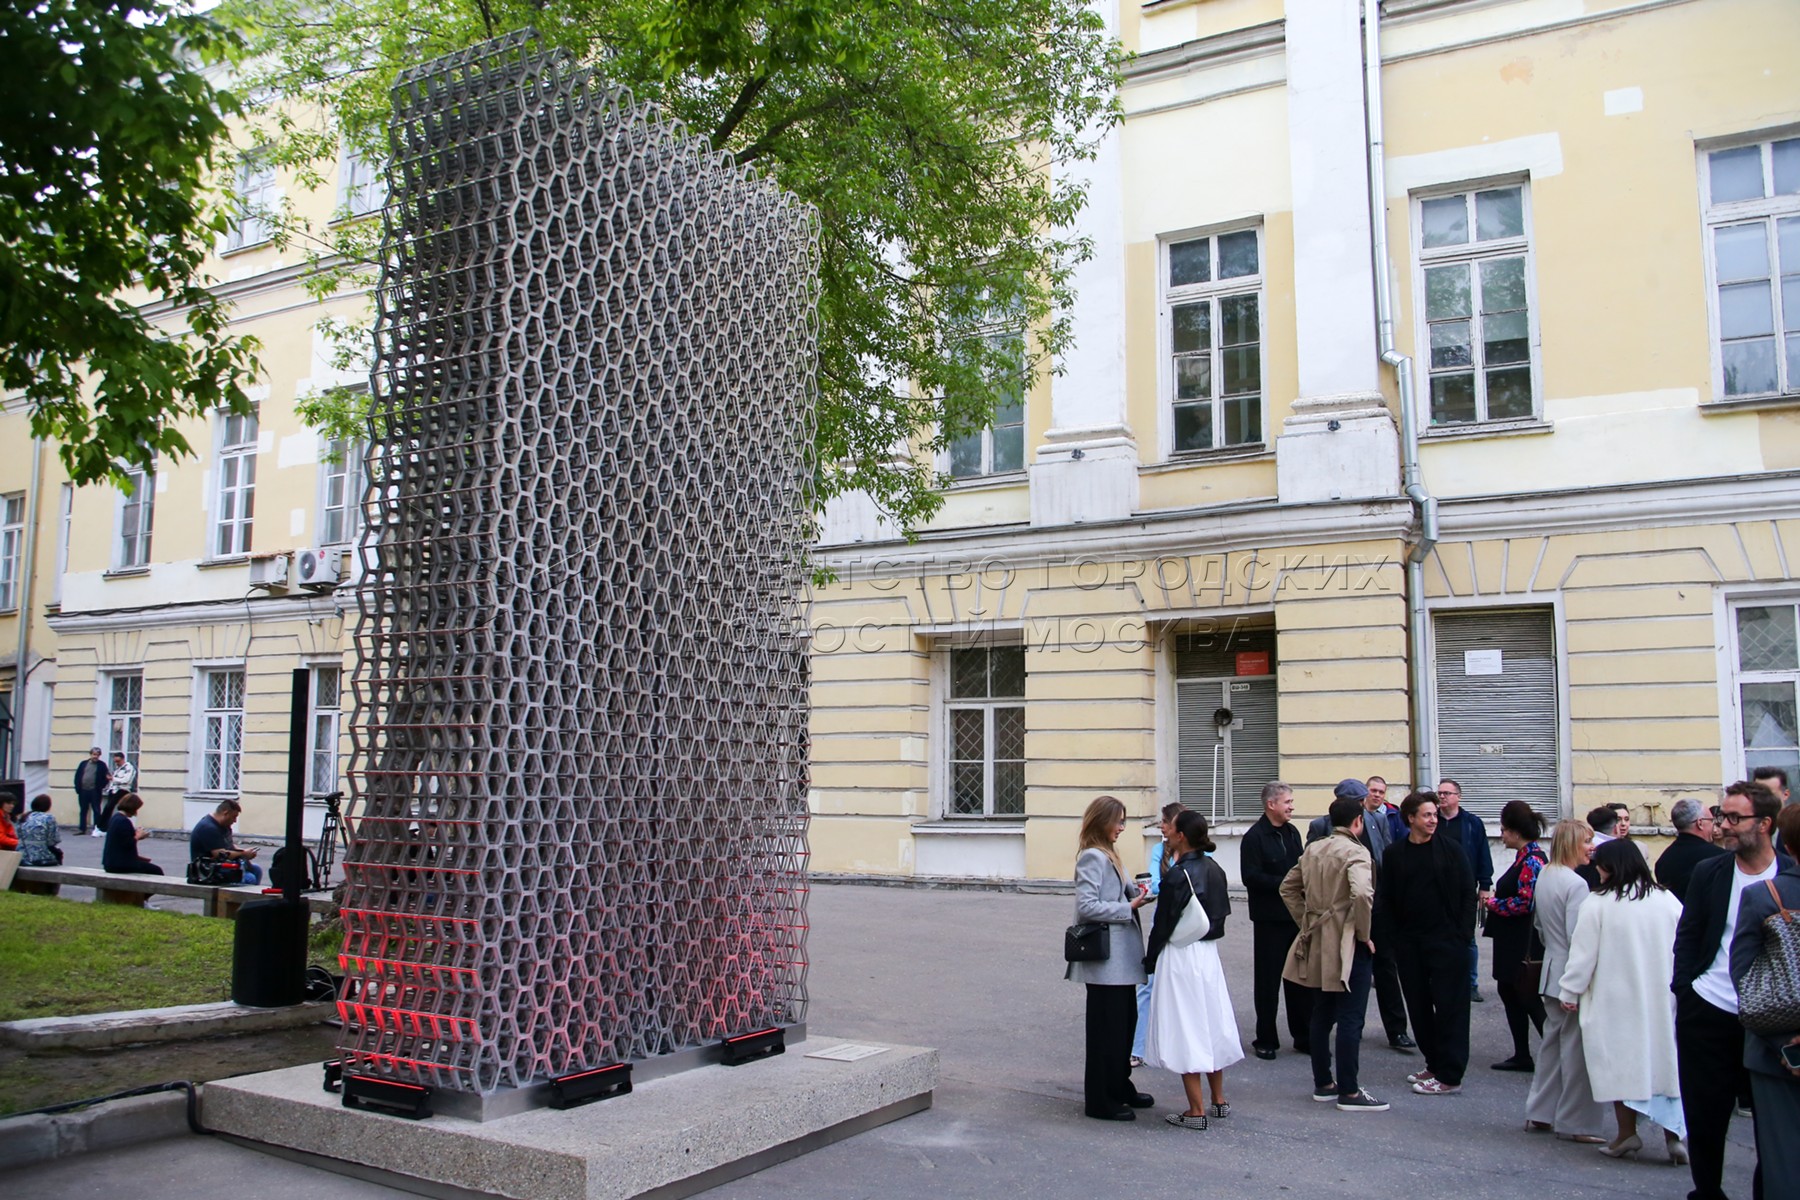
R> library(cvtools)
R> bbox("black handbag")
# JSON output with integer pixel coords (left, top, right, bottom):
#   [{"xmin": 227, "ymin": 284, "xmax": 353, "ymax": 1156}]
[
  {"xmin": 186, "ymin": 858, "xmax": 245, "ymax": 886},
  {"xmin": 1064, "ymin": 921, "xmax": 1110, "ymax": 963}
]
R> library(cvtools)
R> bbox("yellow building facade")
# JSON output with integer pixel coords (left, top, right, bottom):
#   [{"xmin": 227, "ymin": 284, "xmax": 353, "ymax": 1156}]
[
  {"xmin": 809, "ymin": 0, "xmax": 1800, "ymax": 881},
  {"xmin": 5, "ymin": 0, "xmax": 1796, "ymax": 873},
  {"xmin": 11, "ymin": 144, "xmax": 378, "ymax": 839}
]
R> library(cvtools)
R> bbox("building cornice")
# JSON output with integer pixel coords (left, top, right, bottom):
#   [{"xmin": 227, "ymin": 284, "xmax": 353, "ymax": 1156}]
[
  {"xmin": 1434, "ymin": 470, "xmax": 1800, "ymax": 542},
  {"xmin": 1123, "ymin": 19, "xmax": 1285, "ymax": 85},
  {"xmin": 47, "ymin": 590, "xmax": 349, "ymax": 635}
]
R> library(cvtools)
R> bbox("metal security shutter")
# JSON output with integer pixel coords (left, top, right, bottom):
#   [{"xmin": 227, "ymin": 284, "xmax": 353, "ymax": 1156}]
[
  {"xmin": 1177, "ymin": 676, "xmax": 1280, "ymax": 822},
  {"xmin": 1433, "ymin": 609, "xmax": 1559, "ymax": 821}
]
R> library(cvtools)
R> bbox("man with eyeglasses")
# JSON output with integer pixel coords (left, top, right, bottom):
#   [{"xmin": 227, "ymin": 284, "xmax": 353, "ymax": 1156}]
[
  {"xmin": 1655, "ymin": 798, "xmax": 1728, "ymax": 903},
  {"xmin": 1671, "ymin": 781, "xmax": 1793, "ymax": 1200}
]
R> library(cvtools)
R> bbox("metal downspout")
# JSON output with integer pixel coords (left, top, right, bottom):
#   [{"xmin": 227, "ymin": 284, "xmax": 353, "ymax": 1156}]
[
  {"xmin": 9, "ymin": 437, "xmax": 44, "ymax": 778},
  {"xmin": 1363, "ymin": 0, "xmax": 1439, "ymax": 789}
]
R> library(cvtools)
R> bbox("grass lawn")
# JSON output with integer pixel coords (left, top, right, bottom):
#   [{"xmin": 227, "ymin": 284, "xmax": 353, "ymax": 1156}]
[{"xmin": 0, "ymin": 892, "xmax": 237, "ymax": 1021}]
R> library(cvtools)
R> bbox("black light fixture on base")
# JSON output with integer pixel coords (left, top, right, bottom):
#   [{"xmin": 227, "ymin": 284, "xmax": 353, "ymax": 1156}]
[
  {"xmin": 547, "ymin": 1063, "xmax": 633, "ymax": 1109},
  {"xmin": 342, "ymin": 1074, "xmax": 433, "ymax": 1120},
  {"xmin": 718, "ymin": 1027, "xmax": 786, "ymax": 1067}
]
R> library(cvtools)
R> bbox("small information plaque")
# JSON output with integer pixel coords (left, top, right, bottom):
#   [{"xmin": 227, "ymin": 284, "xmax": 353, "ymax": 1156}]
[
  {"xmin": 1464, "ymin": 649, "xmax": 1503, "ymax": 676},
  {"xmin": 805, "ymin": 1043, "xmax": 892, "ymax": 1063}
]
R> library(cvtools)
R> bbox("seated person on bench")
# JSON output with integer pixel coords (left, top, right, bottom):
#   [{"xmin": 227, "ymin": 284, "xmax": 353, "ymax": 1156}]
[
  {"xmin": 102, "ymin": 794, "xmax": 163, "ymax": 875},
  {"xmin": 189, "ymin": 798, "xmax": 263, "ymax": 885}
]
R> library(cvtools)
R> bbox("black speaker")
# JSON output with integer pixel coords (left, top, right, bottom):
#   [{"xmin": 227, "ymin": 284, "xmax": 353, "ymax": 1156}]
[{"xmin": 232, "ymin": 898, "xmax": 310, "ymax": 1007}]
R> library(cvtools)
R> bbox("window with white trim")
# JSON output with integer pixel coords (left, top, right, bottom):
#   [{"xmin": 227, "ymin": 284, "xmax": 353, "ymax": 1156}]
[
  {"xmin": 319, "ymin": 438, "xmax": 366, "ymax": 546},
  {"xmin": 1416, "ymin": 182, "xmax": 1537, "ymax": 427},
  {"xmin": 213, "ymin": 409, "xmax": 257, "ymax": 558},
  {"xmin": 226, "ymin": 153, "xmax": 277, "ymax": 251},
  {"xmin": 0, "ymin": 493, "xmax": 22, "ymax": 611},
  {"xmin": 337, "ymin": 144, "xmax": 387, "ymax": 219},
  {"xmin": 1732, "ymin": 602, "xmax": 1799, "ymax": 788},
  {"xmin": 1702, "ymin": 137, "xmax": 1800, "ymax": 400},
  {"xmin": 53, "ymin": 483, "xmax": 71, "ymax": 603},
  {"xmin": 948, "ymin": 332, "xmax": 1026, "ymax": 479},
  {"xmin": 944, "ymin": 645, "xmax": 1026, "ymax": 817},
  {"xmin": 307, "ymin": 665, "xmax": 342, "ymax": 797},
  {"xmin": 197, "ymin": 668, "xmax": 245, "ymax": 793},
  {"xmin": 116, "ymin": 467, "xmax": 155, "ymax": 569},
  {"xmin": 107, "ymin": 672, "xmax": 143, "ymax": 765},
  {"xmin": 1163, "ymin": 229, "xmax": 1263, "ymax": 453}
]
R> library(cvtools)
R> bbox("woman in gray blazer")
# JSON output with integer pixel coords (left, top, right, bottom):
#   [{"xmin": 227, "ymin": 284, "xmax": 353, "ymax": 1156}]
[
  {"xmin": 1066, "ymin": 795, "xmax": 1155, "ymax": 1120},
  {"xmin": 1524, "ymin": 818, "xmax": 1608, "ymax": 1142}
]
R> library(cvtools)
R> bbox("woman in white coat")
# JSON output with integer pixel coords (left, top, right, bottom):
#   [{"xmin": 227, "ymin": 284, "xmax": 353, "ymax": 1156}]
[
  {"xmin": 1556, "ymin": 838, "xmax": 1687, "ymax": 1164},
  {"xmin": 1524, "ymin": 819, "xmax": 1609, "ymax": 1141}
]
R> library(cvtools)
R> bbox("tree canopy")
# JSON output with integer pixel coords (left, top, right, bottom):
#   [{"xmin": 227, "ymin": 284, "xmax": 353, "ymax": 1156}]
[
  {"xmin": 229, "ymin": 0, "xmax": 1123, "ymax": 533},
  {"xmin": 1, "ymin": 0, "xmax": 259, "ymax": 486}
]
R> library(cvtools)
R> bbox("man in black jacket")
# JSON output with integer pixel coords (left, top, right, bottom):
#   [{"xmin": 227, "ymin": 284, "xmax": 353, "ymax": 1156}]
[
  {"xmin": 1656, "ymin": 797, "xmax": 1727, "ymax": 903},
  {"xmin": 1379, "ymin": 790, "xmax": 1477, "ymax": 1095},
  {"xmin": 1241, "ymin": 780, "xmax": 1311, "ymax": 1060},
  {"xmin": 1672, "ymin": 780, "xmax": 1792, "ymax": 1200}
]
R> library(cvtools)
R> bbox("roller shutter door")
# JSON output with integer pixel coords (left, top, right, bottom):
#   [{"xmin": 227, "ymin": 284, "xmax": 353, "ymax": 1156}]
[{"xmin": 1433, "ymin": 608, "xmax": 1559, "ymax": 821}]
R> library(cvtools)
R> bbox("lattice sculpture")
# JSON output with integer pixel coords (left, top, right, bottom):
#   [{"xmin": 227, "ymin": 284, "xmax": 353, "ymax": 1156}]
[{"xmin": 337, "ymin": 31, "xmax": 816, "ymax": 1110}]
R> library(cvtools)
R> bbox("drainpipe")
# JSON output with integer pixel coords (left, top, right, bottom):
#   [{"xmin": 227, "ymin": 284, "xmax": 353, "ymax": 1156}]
[
  {"xmin": 9, "ymin": 437, "xmax": 44, "ymax": 779},
  {"xmin": 1362, "ymin": 0, "xmax": 1438, "ymax": 789}
]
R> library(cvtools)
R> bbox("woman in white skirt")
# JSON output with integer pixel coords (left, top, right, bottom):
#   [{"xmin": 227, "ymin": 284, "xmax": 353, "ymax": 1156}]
[{"xmin": 1143, "ymin": 810, "xmax": 1244, "ymax": 1130}]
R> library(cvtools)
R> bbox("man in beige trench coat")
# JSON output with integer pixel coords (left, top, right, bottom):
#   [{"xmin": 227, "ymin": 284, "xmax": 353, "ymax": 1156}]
[{"xmin": 1281, "ymin": 794, "xmax": 1387, "ymax": 1112}]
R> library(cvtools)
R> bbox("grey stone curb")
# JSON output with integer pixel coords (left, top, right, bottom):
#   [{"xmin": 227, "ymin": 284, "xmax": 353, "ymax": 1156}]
[
  {"xmin": 0, "ymin": 999, "xmax": 334, "ymax": 1050},
  {"xmin": 0, "ymin": 1090, "xmax": 193, "ymax": 1170}
]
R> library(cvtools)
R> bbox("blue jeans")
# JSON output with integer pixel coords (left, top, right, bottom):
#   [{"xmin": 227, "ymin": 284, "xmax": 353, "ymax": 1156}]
[
  {"xmin": 1468, "ymin": 937, "xmax": 1480, "ymax": 993},
  {"xmin": 241, "ymin": 861, "xmax": 264, "ymax": 887},
  {"xmin": 1311, "ymin": 944, "xmax": 1375, "ymax": 1097},
  {"xmin": 1132, "ymin": 976, "xmax": 1153, "ymax": 1059}
]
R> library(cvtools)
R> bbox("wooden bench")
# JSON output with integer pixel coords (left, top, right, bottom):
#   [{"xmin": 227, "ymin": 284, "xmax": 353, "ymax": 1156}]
[{"xmin": 10, "ymin": 865, "xmax": 335, "ymax": 919}]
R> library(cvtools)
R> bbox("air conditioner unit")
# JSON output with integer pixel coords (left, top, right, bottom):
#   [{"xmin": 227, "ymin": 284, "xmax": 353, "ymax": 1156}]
[
  {"xmin": 248, "ymin": 552, "xmax": 290, "ymax": 591},
  {"xmin": 295, "ymin": 547, "xmax": 344, "ymax": 590}
]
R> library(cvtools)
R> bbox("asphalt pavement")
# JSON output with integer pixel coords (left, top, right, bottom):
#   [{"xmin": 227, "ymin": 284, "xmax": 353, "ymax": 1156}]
[{"xmin": 9, "ymin": 874, "xmax": 1761, "ymax": 1199}]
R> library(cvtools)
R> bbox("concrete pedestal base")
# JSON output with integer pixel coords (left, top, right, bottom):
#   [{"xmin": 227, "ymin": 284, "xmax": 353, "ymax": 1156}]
[{"xmin": 203, "ymin": 1037, "xmax": 937, "ymax": 1200}]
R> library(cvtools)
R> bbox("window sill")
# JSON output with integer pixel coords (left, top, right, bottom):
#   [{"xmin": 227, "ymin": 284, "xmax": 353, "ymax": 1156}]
[
  {"xmin": 220, "ymin": 239, "xmax": 273, "ymax": 258},
  {"xmin": 1420, "ymin": 418, "xmax": 1552, "ymax": 443},
  {"xmin": 913, "ymin": 819, "xmax": 1026, "ymax": 834},
  {"xmin": 1699, "ymin": 393, "xmax": 1800, "ymax": 414},
  {"xmin": 1148, "ymin": 444, "xmax": 1271, "ymax": 472},
  {"xmin": 104, "ymin": 566, "xmax": 151, "ymax": 580},
  {"xmin": 943, "ymin": 470, "xmax": 1027, "ymax": 493},
  {"xmin": 197, "ymin": 556, "xmax": 250, "ymax": 570}
]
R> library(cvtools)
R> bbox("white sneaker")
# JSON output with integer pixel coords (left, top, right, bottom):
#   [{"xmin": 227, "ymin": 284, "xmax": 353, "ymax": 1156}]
[{"xmin": 91, "ymin": 827, "xmax": 104, "ymax": 837}]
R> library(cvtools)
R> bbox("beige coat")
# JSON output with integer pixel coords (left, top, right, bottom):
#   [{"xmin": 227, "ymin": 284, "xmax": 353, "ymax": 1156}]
[{"xmin": 1279, "ymin": 830, "xmax": 1374, "ymax": 992}]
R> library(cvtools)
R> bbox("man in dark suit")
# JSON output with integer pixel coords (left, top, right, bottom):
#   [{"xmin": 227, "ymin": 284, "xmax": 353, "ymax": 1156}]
[
  {"xmin": 1656, "ymin": 797, "xmax": 1728, "ymax": 902},
  {"xmin": 1242, "ymin": 780, "xmax": 1310, "ymax": 1060},
  {"xmin": 1672, "ymin": 781, "xmax": 1792, "ymax": 1200}
]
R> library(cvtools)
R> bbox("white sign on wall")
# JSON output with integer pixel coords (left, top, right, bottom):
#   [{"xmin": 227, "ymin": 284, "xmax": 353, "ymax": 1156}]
[{"xmin": 1464, "ymin": 648, "xmax": 1503, "ymax": 676}]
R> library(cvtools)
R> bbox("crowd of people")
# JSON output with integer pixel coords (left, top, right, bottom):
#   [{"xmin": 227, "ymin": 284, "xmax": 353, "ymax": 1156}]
[{"xmin": 1067, "ymin": 767, "xmax": 1800, "ymax": 1200}]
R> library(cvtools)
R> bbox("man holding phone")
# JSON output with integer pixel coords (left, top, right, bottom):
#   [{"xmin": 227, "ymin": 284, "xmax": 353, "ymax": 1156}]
[{"xmin": 1729, "ymin": 803, "xmax": 1800, "ymax": 1196}]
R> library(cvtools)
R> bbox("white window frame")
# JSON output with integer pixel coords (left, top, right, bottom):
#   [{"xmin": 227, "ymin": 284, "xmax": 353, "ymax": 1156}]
[
  {"xmin": 306, "ymin": 662, "xmax": 343, "ymax": 797},
  {"xmin": 1724, "ymin": 595, "xmax": 1800, "ymax": 786},
  {"xmin": 1411, "ymin": 177, "xmax": 1542, "ymax": 430},
  {"xmin": 1698, "ymin": 133, "xmax": 1800, "ymax": 403},
  {"xmin": 936, "ymin": 641, "xmax": 1027, "ymax": 819},
  {"xmin": 105, "ymin": 670, "xmax": 144, "ymax": 765},
  {"xmin": 336, "ymin": 143, "xmax": 388, "ymax": 220},
  {"xmin": 944, "ymin": 331, "xmax": 1027, "ymax": 481},
  {"xmin": 225, "ymin": 153, "xmax": 277, "ymax": 252},
  {"xmin": 191, "ymin": 666, "xmax": 246, "ymax": 795},
  {"xmin": 1158, "ymin": 224, "xmax": 1266, "ymax": 457},
  {"xmin": 53, "ymin": 483, "xmax": 71, "ymax": 604},
  {"xmin": 317, "ymin": 437, "xmax": 366, "ymax": 547},
  {"xmin": 212, "ymin": 409, "xmax": 258, "ymax": 560},
  {"xmin": 114, "ymin": 466, "xmax": 155, "ymax": 570},
  {"xmin": 0, "ymin": 492, "xmax": 22, "ymax": 611}
]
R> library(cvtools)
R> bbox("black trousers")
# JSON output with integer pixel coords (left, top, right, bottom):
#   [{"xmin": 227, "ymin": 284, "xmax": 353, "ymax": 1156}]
[
  {"xmin": 1494, "ymin": 977, "xmax": 1545, "ymax": 1062},
  {"xmin": 1083, "ymin": 983, "xmax": 1138, "ymax": 1115},
  {"xmin": 1677, "ymin": 986, "xmax": 1754, "ymax": 1200},
  {"xmin": 1372, "ymin": 938, "xmax": 1409, "ymax": 1042},
  {"xmin": 1251, "ymin": 918, "xmax": 1313, "ymax": 1051},
  {"xmin": 1395, "ymin": 936, "xmax": 1470, "ymax": 1085}
]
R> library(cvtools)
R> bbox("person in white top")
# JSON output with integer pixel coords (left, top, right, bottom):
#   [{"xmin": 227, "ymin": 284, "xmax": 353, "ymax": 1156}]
[
  {"xmin": 95, "ymin": 752, "xmax": 136, "ymax": 836},
  {"xmin": 1671, "ymin": 780, "xmax": 1790, "ymax": 1200}
]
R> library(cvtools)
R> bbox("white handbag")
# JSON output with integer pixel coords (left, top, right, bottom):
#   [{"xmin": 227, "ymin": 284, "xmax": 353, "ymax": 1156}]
[{"xmin": 1167, "ymin": 885, "xmax": 1212, "ymax": 948}]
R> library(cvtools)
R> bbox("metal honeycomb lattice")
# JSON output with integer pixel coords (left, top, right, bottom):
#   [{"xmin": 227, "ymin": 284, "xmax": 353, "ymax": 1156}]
[{"xmin": 336, "ymin": 31, "xmax": 817, "ymax": 1099}]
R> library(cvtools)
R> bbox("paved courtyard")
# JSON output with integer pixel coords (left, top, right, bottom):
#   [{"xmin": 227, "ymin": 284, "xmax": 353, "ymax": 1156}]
[{"xmin": 12, "ymin": 879, "xmax": 1759, "ymax": 1199}]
